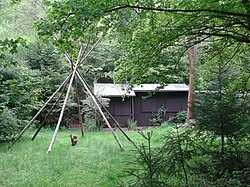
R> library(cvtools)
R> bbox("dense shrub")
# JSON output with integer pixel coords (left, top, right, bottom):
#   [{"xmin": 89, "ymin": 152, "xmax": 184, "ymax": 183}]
[
  {"xmin": 0, "ymin": 107, "xmax": 19, "ymax": 142},
  {"xmin": 123, "ymin": 129, "xmax": 192, "ymax": 187},
  {"xmin": 194, "ymin": 62, "xmax": 250, "ymax": 182},
  {"xmin": 151, "ymin": 105, "xmax": 167, "ymax": 125},
  {"xmin": 175, "ymin": 111, "xmax": 187, "ymax": 124},
  {"xmin": 81, "ymin": 95, "xmax": 110, "ymax": 130},
  {"xmin": 123, "ymin": 131, "xmax": 169, "ymax": 187}
]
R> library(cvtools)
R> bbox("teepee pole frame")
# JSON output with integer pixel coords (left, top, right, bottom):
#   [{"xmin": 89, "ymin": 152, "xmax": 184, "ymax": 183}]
[
  {"xmin": 76, "ymin": 71, "xmax": 133, "ymax": 143},
  {"xmin": 9, "ymin": 38, "xmax": 132, "ymax": 154},
  {"xmin": 9, "ymin": 73, "xmax": 72, "ymax": 148},
  {"xmin": 63, "ymin": 41, "xmax": 125, "ymax": 151},
  {"xmin": 46, "ymin": 45, "xmax": 85, "ymax": 154},
  {"xmin": 76, "ymin": 71, "xmax": 124, "ymax": 151},
  {"xmin": 67, "ymin": 46, "xmax": 85, "ymax": 136},
  {"xmin": 31, "ymin": 78, "xmax": 69, "ymax": 141},
  {"xmin": 62, "ymin": 39, "xmax": 94, "ymax": 136}
]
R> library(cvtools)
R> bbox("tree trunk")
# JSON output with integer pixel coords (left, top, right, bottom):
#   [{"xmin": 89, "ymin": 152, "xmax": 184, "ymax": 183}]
[
  {"xmin": 187, "ymin": 43, "xmax": 196, "ymax": 120},
  {"xmin": 184, "ymin": 42, "xmax": 196, "ymax": 131}
]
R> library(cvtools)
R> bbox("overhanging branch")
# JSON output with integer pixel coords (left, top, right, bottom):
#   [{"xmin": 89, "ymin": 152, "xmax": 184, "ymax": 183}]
[
  {"xmin": 199, "ymin": 32, "xmax": 250, "ymax": 43},
  {"xmin": 105, "ymin": 4, "xmax": 250, "ymax": 18}
]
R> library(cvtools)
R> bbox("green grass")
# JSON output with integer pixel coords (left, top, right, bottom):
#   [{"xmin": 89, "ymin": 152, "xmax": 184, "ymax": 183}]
[{"xmin": 0, "ymin": 127, "xmax": 170, "ymax": 187}]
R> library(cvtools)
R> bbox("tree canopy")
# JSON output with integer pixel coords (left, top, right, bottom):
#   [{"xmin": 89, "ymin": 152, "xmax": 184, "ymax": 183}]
[
  {"xmin": 36, "ymin": 0, "xmax": 250, "ymax": 85},
  {"xmin": 0, "ymin": 1, "xmax": 249, "ymax": 185}
]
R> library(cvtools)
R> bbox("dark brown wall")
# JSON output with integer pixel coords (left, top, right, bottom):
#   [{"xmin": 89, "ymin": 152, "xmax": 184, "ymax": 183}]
[
  {"xmin": 107, "ymin": 97, "xmax": 132, "ymax": 127},
  {"xmin": 106, "ymin": 91, "xmax": 188, "ymax": 127},
  {"xmin": 134, "ymin": 92, "xmax": 188, "ymax": 126}
]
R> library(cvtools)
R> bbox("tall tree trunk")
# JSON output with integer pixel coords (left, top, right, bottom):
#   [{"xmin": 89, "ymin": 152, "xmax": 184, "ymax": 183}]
[{"xmin": 186, "ymin": 43, "xmax": 196, "ymax": 122}]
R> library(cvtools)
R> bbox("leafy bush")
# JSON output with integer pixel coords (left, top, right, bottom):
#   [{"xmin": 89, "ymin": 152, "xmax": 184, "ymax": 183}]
[
  {"xmin": 127, "ymin": 119, "xmax": 137, "ymax": 130},
  {"xmin": 84, "ymin": 118, "xmax": 103, "ymax": 132},
  {"xmin": 81, "ymin": 95, "xmax": 110, "ymax": 130},
  {"xmin": 192, "ymin": 58, "xmax": 250, "ymax": 185},
  {"xmin": 123, "ymin": 125, "xmax": 250, "ymax": 186},
  {"xmin": 151, "ymin": 105, "xmax": 167, "ymax": 125},
  {"xmin": 0, "ymin": 107, "xmax": 19, "ymax": 142},
  {"xmin": 175, "ymin": 111, "xmax": 187, "ymax": 124},
  {"xmin": 160, "ymin": 122, "xmax": 175, "ymax": 128}
]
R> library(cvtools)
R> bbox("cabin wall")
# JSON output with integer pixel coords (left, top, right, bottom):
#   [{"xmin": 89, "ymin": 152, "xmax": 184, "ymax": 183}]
[
  {"xmin": 134, "ymin": 92, "xmax": 188, "ymax": 126},
  {"xmin": 106, "ymin": 92, "xmax": 188, "ymax": 127},
  {"xmin": 107, "ymin": 97, "xmax": 132, "ymax": 127}
]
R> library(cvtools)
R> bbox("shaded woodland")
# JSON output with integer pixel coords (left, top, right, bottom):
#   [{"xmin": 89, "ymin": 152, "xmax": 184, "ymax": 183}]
[{"xmin": 0, "ymin": 0, "xmax": 249, "ymax": 186}]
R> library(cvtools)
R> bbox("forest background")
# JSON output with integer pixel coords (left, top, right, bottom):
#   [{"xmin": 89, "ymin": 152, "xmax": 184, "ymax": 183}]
[{"xmin": 0, "ymin": 0, "xmax": 249, "ymax": 186}]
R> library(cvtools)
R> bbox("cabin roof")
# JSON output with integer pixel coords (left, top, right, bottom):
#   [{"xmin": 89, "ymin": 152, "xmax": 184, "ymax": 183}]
[
  {"xmin": 94, "ymin": 83, "xmax": 189, "ymax": 97},
  {"xmin": 94, "ymin": 83, "xmax": 136, "ymax": 97}
]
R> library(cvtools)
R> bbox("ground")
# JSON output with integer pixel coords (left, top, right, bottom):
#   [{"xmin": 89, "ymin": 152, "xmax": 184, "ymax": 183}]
[{"xmin": 0, "ymin": 127, "xmax": 169, "ymax": 187}]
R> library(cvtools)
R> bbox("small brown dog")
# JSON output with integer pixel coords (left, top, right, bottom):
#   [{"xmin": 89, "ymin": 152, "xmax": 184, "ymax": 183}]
[{"xmin": 70, "ymin": 134, "xmax": 78, "ymax": 146}]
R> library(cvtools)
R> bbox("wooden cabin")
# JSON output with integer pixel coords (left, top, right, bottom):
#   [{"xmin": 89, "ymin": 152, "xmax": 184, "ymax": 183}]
[{"xmin": 94, "ymin": 83, "xmax": 189, "ymax": 127}]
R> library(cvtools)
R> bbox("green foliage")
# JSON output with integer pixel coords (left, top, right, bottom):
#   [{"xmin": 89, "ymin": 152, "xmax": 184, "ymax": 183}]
[
  {"xmin": 151, "ymin": 105, "xmax": 167, "ymax": 125},
  {"xmin": 26, "ymin": 42, "xmax": 60, "ymax": 70},
  {"xmin": 81, "ymin": 95, "xmax": 110, "ymax": 118},
  {"xmin": 123, "ymin": 125, "xmax": 250, "ymax": 186},
  {"xmin": 123, "ymin": 129, "xmax": 194, "ymax": 187},
  {"xmin": 81, "ymin": 95, "xmax": 110, "ymax": 130},
  {"xmin": 195, "ymin": 55, "xmax": 250, "ymax": 138},
  {"xmin": 0, "ymin": 42, "xmax": 47, "ymax": 111},
  {"xmin": 163, "ymin": 128, "xmax": 191, "ymax": 186},
  {"xmin": 0, "ymin": 0, "xmax": 48, "ymax": 139},
  {"xmin": 10, "ymin": 0, "xmax": 21, "ymax": 5},
  {"xmin": 0, "ymin": 107, "xmax": 18, "ymax": 141},
  {"xmin": 0, "ymin": 37, "xmax": 26, "ymax": 66},
  {"xmin": 84, "ymin": 118, "xmax": 102, "ymax": 132},
  {"xmin": 25, "ymin": 41, "xmax": 68, "ymax": 98},
  {"xmin": 0, "ymin": 0, "xmax": 45, "ymax": 41},
  {"xmin": 127, "ymin": 119, "xmax": 137, "ymax": 130},
  {"xmin": 78, "ymin": 40, "xmax": 120, "ymax": 84},
  {"xmin": 35, "ymin": 0, "xmax": 250, "ymax": 85},
  {"xmin": 124, "ymin": 131, "xmax": 170, "ymax": 187},
  {"xmin": 0, "ymin": 63, "xmax": 41, "ymax": 128},
  {"xmin": 0, "ymin": 19, "xmax": 36, "ymax": 140},
  {"xmin": 160, "ymin": 111, "xmax": 187, "ymax": 127},
  {"xmin": 193, "ymin": 50, "xmax": 250, "ymax": 184},
  {"xmin": 23, "ymin": 41, "xmax": 72, "ymax": 124},
  {"xmin": 160, "ymin": 122, "xmax": 175, "ymax": 128},
  {"xmin": 175, "ymin": 111, "xmax": 187, "ymax": 124}
]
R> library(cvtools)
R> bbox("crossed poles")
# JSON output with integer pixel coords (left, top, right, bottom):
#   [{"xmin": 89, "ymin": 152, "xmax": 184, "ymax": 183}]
[{"xmin": 10, "ymin": 39, "xmax": 133, "ymax": 154}]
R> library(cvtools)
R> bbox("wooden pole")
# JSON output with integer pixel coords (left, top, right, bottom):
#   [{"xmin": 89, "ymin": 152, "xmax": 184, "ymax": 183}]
[
  {"xmin": 76, "ymin": 71, "xmax": 124, "ymax": 151},
  {"xmin": 74, "ymin": 80, "xmax": 84, "ymax": 136},
  {"xmin": 73, "ymin": 46, "xmax": 84, "ymax": 136},
  {"xmin": 63, "ymin": 40, "xmax": 90, "ymax": 65},
  {"xmin": 64, "ymin": 39, "xmax": 100, "ymax": 69},
  {"xmin": 77, "ymin": 38, "xmax": 101, "ymax": 67},
  {"xmin": 46, "ymin": 64, "xmax": 79, "ymax": 155},
  {"xmin": 77, "ymin": 71, "xmax": 133, "ymax": 143},
  {"xmin": 31, "ymin": 79, "xmax": 69, "ymax": 141},
  {"xmin": 63, "ymin": 41, "xmax": 99, "ymax": 137},
  {"xmin": 79, "ymin": 39, "xmax": 90, "ymax": 59},
  {"xmin": 9, "ymin": 73, "xmax": 72, "ymax": 148}
]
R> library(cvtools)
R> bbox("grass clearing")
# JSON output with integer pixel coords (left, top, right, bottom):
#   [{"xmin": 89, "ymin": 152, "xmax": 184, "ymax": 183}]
[{"xmin": 0, "ymin": 127, "xmax": 170, "ymax": 187}]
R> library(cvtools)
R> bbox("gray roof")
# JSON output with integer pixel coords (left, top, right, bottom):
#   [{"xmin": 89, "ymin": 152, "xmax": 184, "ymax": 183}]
[{"xmin": 94, "ymin": 83, "xmax": 189, "ymax": 97}]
